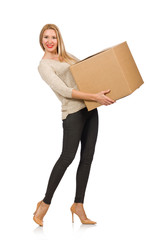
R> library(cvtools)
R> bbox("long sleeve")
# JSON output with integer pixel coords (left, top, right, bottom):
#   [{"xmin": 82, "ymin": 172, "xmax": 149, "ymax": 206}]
[{"xmin": 38, "ymin": 62, "xmax": 73, "ymax": 98}]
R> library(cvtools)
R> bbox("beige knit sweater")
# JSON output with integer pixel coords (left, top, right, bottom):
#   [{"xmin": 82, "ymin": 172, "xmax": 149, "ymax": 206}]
[{"xmin": 38, "ymin": 53, "xmax": 86, "ymax": 120}]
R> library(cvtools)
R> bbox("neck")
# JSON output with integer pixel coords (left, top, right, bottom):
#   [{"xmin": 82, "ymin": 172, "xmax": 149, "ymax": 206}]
[{"xmin": 43, "ymin": 51, "xmax": 58, "ymax": 59}]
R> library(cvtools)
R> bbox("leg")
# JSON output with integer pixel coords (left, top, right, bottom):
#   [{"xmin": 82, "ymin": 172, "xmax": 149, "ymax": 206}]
[
  {"xmin": 74, "ymin": 108, "xmax": 99, "ymax": 203},
  {"xmin": 43, "ymin": 108, "xmax": 87, "ymax": 204}
]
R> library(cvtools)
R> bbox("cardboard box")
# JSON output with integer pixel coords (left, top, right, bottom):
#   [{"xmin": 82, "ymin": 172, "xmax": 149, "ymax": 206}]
[{"xmin": 69, "ymin": 41, "xmax": 144, "ymax": 111}]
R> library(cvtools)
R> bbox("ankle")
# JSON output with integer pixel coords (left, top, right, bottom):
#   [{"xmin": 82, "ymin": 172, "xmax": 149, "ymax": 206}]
[
  {"xmin": 41, "ymin": 201, "xmax": 50, "ymax": 208},
  {"xmin": 74, "ymin": 202, "xmax": 83, "ymax": 205},
  {"xmin": 74, "ymin": 203, "xmax": 85, "ymax": 210}
]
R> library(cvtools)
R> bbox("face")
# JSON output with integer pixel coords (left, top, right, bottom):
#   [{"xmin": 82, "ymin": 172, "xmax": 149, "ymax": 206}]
[{"xmin": 42, "ymin": 29, "xmax": 58, "ymax": 54}]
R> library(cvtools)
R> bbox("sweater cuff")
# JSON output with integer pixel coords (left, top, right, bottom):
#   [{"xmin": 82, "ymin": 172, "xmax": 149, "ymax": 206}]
[{"xmin": 69, "ymin": 88, "xmax": 74, "ymax": 98}]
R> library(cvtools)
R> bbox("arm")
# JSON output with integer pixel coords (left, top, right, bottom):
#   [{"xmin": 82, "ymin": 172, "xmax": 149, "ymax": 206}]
[
  {"xmin": 72, "ymin": 89, "xmax": 97, "ymax": 101},
  {"xmin": 38, "ymin": 62, "xmax": 73, "ymax": 98},
  {"xmin": 38, "ymin": 62, "xmax": 115, "ymax": 105},
  {"xmin": 72, "ymin": 89, "xmax": 116, "ymax": 105}
]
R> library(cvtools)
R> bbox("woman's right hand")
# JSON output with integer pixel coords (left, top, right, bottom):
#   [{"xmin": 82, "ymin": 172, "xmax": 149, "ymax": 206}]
[{"xmin": 95, "ymin": 89, "xmax": 116, "ymax": 105}]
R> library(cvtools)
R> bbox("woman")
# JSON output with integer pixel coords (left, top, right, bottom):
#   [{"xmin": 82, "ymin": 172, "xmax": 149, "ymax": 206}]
[{"xmin": 33, "ymin": 23, "xmax": 115, "ymax": 226}]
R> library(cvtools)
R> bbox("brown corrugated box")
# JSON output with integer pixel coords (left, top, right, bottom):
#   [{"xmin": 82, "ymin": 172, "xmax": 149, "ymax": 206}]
[{"xmin": 69, "ymin": 41, "xmax": 144, "ymax": 111}]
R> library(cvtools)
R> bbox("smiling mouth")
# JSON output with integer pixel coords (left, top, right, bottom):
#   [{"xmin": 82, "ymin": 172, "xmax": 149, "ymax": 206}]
[{"xmin": 47, "ymin": 45, "xmax": 54, "ymax": 48}]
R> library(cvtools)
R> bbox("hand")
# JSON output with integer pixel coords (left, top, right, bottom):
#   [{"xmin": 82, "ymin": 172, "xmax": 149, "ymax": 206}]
[{"xmin": 95, "ymin": 89, "xmax": 116, "ymax": 105}]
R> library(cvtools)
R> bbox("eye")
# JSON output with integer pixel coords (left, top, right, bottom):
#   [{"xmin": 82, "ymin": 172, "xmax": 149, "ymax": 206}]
[{"xmin": 44, "ymin": 36, "xmax": 56, "ymax": 39}]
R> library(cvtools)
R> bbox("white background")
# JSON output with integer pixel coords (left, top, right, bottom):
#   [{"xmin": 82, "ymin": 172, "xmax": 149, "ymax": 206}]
[{"xmin": 0, "ymin": 0, "xmax": 159, "ymax": 240}]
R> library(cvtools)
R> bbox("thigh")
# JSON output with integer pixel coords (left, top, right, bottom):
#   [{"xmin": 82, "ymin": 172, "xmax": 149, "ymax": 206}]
[
  {"xmin": 80, "ymin": 108, "xmax": 99, "ymax": 153},
  {"xmin": 61, "ymin": 108, "xmax": 87, "ymax": 155}
]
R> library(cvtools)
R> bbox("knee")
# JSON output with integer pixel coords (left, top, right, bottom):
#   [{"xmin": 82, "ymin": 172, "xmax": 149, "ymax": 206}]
[
  {"xmin": 59, "ymin": 150, "xmax": 76, "ymax": 167},
  {"xmin": 80, "ymin": 148, "xmax": 95, "ymax": 165}
]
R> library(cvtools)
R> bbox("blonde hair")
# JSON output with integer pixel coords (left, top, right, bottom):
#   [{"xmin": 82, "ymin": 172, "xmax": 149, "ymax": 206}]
[{"xmin": 39, "ymin": 24, "xmax": 78, "ymax": 65}]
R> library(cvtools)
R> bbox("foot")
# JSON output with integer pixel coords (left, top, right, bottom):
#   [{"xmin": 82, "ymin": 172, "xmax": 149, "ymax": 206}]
[
  {"xmin": 34, "ymin": 201, "xmax": 50, "ymax": 221},
  {"xmin": 72, "ymin": 203, "xmax": 88, "ymax": 221}
]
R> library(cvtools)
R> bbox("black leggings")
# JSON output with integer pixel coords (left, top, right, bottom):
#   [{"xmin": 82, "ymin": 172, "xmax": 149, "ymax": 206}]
[{"xmin": 43, "ymin": 107, "xmax": 99, "ymax": 204}]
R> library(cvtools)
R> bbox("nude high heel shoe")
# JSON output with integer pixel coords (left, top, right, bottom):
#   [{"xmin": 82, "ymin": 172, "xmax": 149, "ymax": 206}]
[
  {"xmin": 33, "ymin": 200, "xmax": 50, "ymax": 227},
  {"xmin": 33, "ymin": 200, "xmax": 43, "ymax": 216},
  {"xmin": 70, "ymin": 203, "xmax": 97, "ymax": 224}
]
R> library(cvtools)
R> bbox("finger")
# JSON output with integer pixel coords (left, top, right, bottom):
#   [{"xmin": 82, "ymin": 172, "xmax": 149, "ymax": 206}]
[
  {"xmin": 105, "ymin": 100, "xmax": 115, "ymax": 105},
  {"xmin": 105, "ymin": 99, "xmax": 113, "ymax": 104},
  {"xmin": 105, "ymin": 97, "xmax": 115, "ymax": 103},
  {"xmin": 103, "ymin": 89, "xmax": 111, "ymax": 94},
  {"xmin": 105, "ymin": 101, "xmax": 111, "ymax": 105}
]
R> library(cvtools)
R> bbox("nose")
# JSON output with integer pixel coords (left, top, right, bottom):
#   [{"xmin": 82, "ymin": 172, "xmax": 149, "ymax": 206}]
[{"xmin": 46, "ymin": 39, "xmax": 53, "ymax": 43}]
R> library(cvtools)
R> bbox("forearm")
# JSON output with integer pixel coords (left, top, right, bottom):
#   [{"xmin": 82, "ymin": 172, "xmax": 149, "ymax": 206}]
[{"xmin": 72, "ymin": 89, "xmax": 97, "ymax": 101}]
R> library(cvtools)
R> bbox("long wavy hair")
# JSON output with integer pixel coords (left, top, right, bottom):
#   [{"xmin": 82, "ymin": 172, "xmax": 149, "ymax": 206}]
[{"xmin": 39, "ymin": 24, "xmax": 78, "ymax": 65}]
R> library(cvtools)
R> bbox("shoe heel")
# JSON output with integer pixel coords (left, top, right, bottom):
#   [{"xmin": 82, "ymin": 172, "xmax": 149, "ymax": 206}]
[
  {"xmin": 70, "ymin": 209, "xmax": 74, "ymax": 223},
  {"xmin": 70, "ymin": 203, "xmax": 97, "ymax": 225}
]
